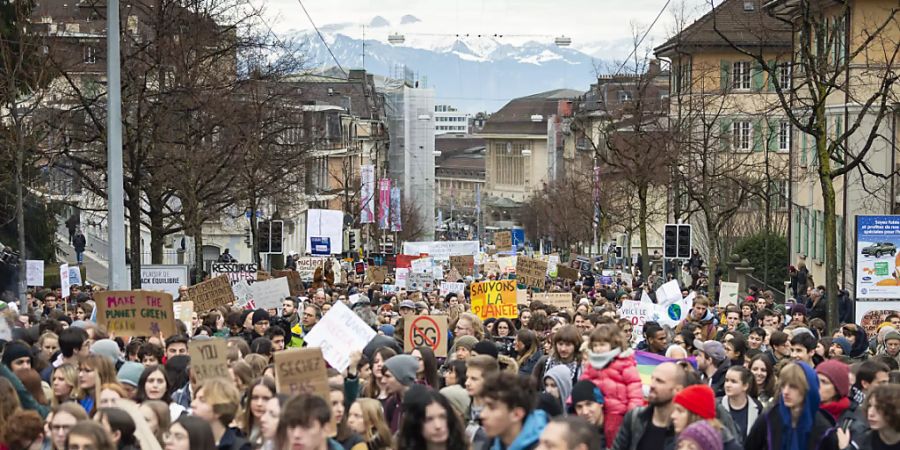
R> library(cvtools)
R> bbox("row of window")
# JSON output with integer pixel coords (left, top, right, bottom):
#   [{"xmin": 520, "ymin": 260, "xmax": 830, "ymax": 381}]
[
  {"xmin": 672, "ymin": 60, "xmax": 792, "ymax": 93},
  {"xmin": 436, "ymin": 116, "xmax": 467, "ymax": 122},
  {"xmin": 792, "ymin": 206, "xmax": 845, "ymax": 264},
  {"xmin": 436, "ymin": 125, "xmax": 467, "ymax": 131},
  {"xmin": 723, "ymin": 119, "xmax": 790, "ymax": 152}
]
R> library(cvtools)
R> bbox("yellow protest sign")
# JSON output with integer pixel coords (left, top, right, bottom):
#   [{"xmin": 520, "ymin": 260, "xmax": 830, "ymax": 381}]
[{"xmin": 470, "ymin": 280, "xmax": 518, "ymax": 319}]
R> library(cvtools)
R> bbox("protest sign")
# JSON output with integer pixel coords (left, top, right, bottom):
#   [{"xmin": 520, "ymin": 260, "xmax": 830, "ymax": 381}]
[
  {"xmin": 173, "ymin": 301, "xmax": 194, "ymax": 335},
  {"xmin": 187, "ymin": 275, "xmax": 234, "ymax": 312},
  {"xmin": 516, "ymin": 256, "xmax": 548, "ymax": 290},
  {"xmin": 655, "ymin": 280, "xmax": 683, "ymax": 306},
  {"xmin": 0, "ymin": 318, "xmax": 10, "ymax": 341},
  {"xmin": 210, "ymin": 263, "xmax": 258, "ymax": 285},
  {"xmin": 256, "ymin": 271, "xmax": 272, "ymax": 281},
  {"xmin": 68, "ymin": 266, "xmax": 83, "ymax": 286},
  {"xmin": 497, "ymin": 256, "xmax": 517, "ymax": 274},
  {"xmin": 251, "ymin": 277, "xmax": 291, "ymax": 310},
  {"xmin": 296, "ymin": 258, "xmax": 326, "ymax": 280},
  {"xmin": 410, "ymin": 257, "xmax": 433, "ymax": 274},
  {"xmin": 533, "ymin": 292, "xmax": 573, "ymax": 310},
  {"xmin": 303, "ymin": 302, "xmax": 376, "ymax": 372},
  {"xmin": 470, "ymin": 280, "xmax": 518, "ymax": 319},
  {"xmin": 59, "ymin": 264, "xmax": 70, "ymax": 298},
  {"xmin": 483, "ymin": 261, "xmax": 502, "ymax": 276},
  {"xmin": 546, "ymin": 255, "xmax": 560, "ymax": 277},
  {"xmin": 404, "ymin": 315, "xmax": 448, "ymax": 357},
  {"xmin": 382, "ymin": 284, "xmax": 397, "ymax": 295},
  {"xmin": 494, "ymin": 231, "xmax": 512, "ymax": 251},
  {"xmin": 517, "ymin": 289, "xmax": 529, "ymax": 305},
  {"xmin": 189, "ymin": 339, "xmax": 229, "ymax": 382},
  {"xmin": 232, "ymin": 280, "xmax": 255, "ymax": 310},
  {"xmin": 273, "ymin": 348, "xmax": 329, "ymax": 400},
  {"xmin": 26, "ymin": 260, "xmax": 43, "ymax": 287},
  {"xmin": 432, "ymin": 265, "xmax": 444, "ymax": 280},
  {"xmin": 450, "ymin": 255, "xmax": 474, "ymax": 276},
  {"xmin": 619, "ymin": 300, "xmax": 653, "ymax": 342},
  {"xmin": 655, "ymin": 300, "xmax": 688, "ymax": 328},
  {"xmin": 94, "ymin": 290, "xmax": 176, "ymax": 337},
  {"xmin": 855, "ymin": 301, "xmax": 900, "ymax": 337},
  {"xmin": 556, "ymin": 264, "xmax": 580, "ymax": 281},
  {"xmin": 273, "ymin": 270, "xmax": 303, "ymax": 297},
  {"xmin": 719, "ymin": 282, "xmax": 739, "ymax": 306},
  {"xmin": 403, "ymin": 241, "xmax": 479, "ymax": 260},
  {"xmin": 440, "ymin": 282, "xmax": 465, "ymax": 297},
  {"xmin": 135, "ymin": 265, "xmax": 189, "ymax": 297},
  {"xmin": 395, "ymin": 268, "xmax": 409, "ymax": 288},
  {"xmin": 408, "ymin": 273, "xmax": 435, "ymax": 291},
  {"xmin": 365, "ymin": 267, "xmax": 388, "ymax": 283}
]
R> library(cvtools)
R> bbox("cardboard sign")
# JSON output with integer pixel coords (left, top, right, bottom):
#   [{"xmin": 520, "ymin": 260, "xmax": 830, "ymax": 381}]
[
  {"xmin": 26, "ymin": 260, "xmax": 44, "ymax": 287},
  {"xmin": 210, "ymin": 263, "xmax": 258, "ymax": 285},
  {"xmin": 173, "ymin": 301, "xmax": 194, "ymax": 335},
  {"xmin": 494, "ymin": 231, "xmax": 512, "ymax": 251},
  {"xmin": 450, "ymin": 255, "xmax": 474, "ymax": 276},
  {"xmin": 470, "ymin": 280, "xmax": 518, "ymax": 319},
  {"xmin": 296, "ymin": 258, "xmax": 326, "ymax": 280},
  {"xmin": 483, "ymin": 261, "xmax": 502, "ymax": 276},
  {"xmin": 94, "ymin": 291, "xmax": 176, "ymax": 337},
  {"xmin": 189, "ymin": 339, "xmax": 229, "ymax": 382},
  {"xmin": 187, "ymin": 275, "xmax": 235, "ymax": 312},
  {"xmin": 440, "ymin": 282, "xmax": 465, "ymax": 296},
  {"xmin": 273, "ymin": 347, "xmax": 329, "ymax": 400},
  {"xmin": 273, "ymin": 270, "xmax": 303, "ymax": 297},
  {"xmin": 366, "ymin": 267, "xmax": 388, "ymax": 283},
  {"xmin": 556, "ymin": 264, "xmax": 580, "ymax": 281},
  {"xmin": 533, "ymin": 292, "xmax": 573, "ymax": 310},
  {"xmin": 404, "ymin": 315, "xmax": 448, "ymax": 357},
  {"xmin": 446, "ymin": 268, "xmax": 464, "ymax": 282},
  {"xmin": 256, "ymin": 271, "xmax": 272, "ymax": 281},
  {"xmin": 516, "ymin": 256, "xmax": 548, "ymax": 290},
  {"xmin": 517, "ymin": 289, "xmax": 529, "ymax": 305},
  {"xmin": 303, "ymin": 302, "xmax": 376, "ymax": 372},
  {"xmin": 719, "ymin": 282, "xmax": 739, "ymax": 306}
]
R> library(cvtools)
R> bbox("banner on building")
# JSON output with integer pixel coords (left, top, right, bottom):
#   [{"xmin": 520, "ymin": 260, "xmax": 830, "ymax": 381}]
[
  {"xmin": 390, "ymin": 187, "xmax": 402, "ymax": 232},
  {"xmin": 360, "ymin": 165, "xmax": 376, "ymax": 224},
  {"xmin": 134, "ymin": 265, "xmax": 189, "ymax": 297},
  {"xmin": 856, "ymin": 215, "xmax": 900, "ymax": 299},
  {"xmin": 378, "ymin": 178, "xmax": 391, "ymax": 230}
]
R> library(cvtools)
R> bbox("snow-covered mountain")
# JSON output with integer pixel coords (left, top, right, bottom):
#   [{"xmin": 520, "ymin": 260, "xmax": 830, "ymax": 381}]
[{"xmin": 284, "ymin": 16, "xmax": 612, "ymax": 113}]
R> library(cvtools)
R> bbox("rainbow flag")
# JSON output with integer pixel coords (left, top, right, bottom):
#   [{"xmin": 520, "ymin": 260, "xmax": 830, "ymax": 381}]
[{"xmin": 634, "ymin": 350, "xmax": 697, "ymax": 386}]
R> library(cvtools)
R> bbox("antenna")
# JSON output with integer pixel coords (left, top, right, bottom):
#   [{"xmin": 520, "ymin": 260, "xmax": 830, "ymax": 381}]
[{"xmin": 362, "ymin": 25, "xmax": 365, "ymax": 71}]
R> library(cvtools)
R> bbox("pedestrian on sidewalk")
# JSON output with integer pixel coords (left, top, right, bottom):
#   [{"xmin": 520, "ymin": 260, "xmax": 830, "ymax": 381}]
[
  {"xmin": 73, "ymin": 229, "xmax": 86, "ymax": 265},
  {"xmin": 65, "ymin": 213, "xmax": 79, "ymax": 244}
]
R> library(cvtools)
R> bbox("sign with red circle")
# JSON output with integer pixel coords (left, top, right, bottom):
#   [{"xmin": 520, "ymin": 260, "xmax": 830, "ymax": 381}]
[{"xmin": 404, "ymin": 315, "xmax": 448, "ymax": 357}]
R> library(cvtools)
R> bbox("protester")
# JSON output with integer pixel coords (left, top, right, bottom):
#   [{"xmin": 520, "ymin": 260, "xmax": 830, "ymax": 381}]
[
  {"xmin": 719, "ymin": 366, "xmax": 762, "ymax": 439},
  {"xmin": 536, "ymin": 416, "xmax": 603, "ymax": 450},
  {"xmin": 275, "ymin": 394, "xmax": 343, "ymax": 450},
  {"xmin": 479, "ymin": 371, "xmax": 548, "ymax": 450},
  {"xmin": 165, "ymin": 415, "xmax": 218, "ymax": 450},
  {"xmin": 396, "ymin": 387, "xmax": 468, "ymax": 450},
  {"xmin": 347, "ymin": 398, "xmax": 393, "ymax": 450}
]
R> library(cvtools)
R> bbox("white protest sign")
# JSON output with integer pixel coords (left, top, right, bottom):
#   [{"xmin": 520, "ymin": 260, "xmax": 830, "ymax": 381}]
[
  {"xmin": 251, "ymin": 277, "xmax": 291, "ymax": 310},
  {"xmin": 303, "ymin": 302, "xmax": 376, "ymax": 372},
  {"xmin": 26, "ymin": 260, "xmax": 44, "ymax": 287},
  {"xmin": 403, "ymin": 240, "xmax": 480, "ymax": 260},
  {"xmin": 395, "ymin": 268, "xmax": 409, "ymax": 288},
  {"xmin": 296, "ymin": 257, "xmax": 326, "ymax": 280},
  {"xmin": 211, "ymin": 262, "xmax": 258, "ymax": 285},
  {"xmin": 349, "ymin": 294, "xmax": 361, "ymax": 304},
  {"xmin": 433, "ymin": 265, "xmax": 444, "ymax": 280},
  {"xmin": 547, "ymin": 255, "xmax": 560, "ymax": 277},
  {"xmin": 440, "ymin": 282, "xmax": 465, "ymax": 296},
  {"xmin": 382, "ymin": 284, "xmax": 397, "ymax": 295},
  {"xmin": 0, "ymin": 318, "xmax": 10, "ymax": 341},
  {"xmin": 655, "ymin": 300, "xmax": 688, "ymax": 328},
  {"xmin": 655, "ymin": 280, "xmax": 682, "ymax": 306},
  {"xmin": 719, "ymin": 282, "xmax": 739, "ymax": 307},
  {"xmin": 408, "ymin": 272, "xmax": 435, "ymax": 291},
  {"xmin": 68, "ymin": 267, "xmax": 83, "ymax": 286},
  {"xmin": 618, "ymin": 300, "xmax": 653, "ymax": 343},
  {"xmin": 411, "ymin": 257, "xmax": 433, "ymax": 274},
  {"xmin": 59, "ymin": 264, "xmax": 70, "ymax": 298},
  {"xmin": 231, "ymin": 280, "xmax": 254, "ymax": 309}
]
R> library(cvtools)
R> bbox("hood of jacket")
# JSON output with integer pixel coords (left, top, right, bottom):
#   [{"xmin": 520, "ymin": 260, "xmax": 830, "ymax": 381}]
[
  {"xmin": 776, "ymin": 362, "xmax": 820, "ymax": 450},
  {"xmin": 544, "ymin": 365, "xmax": 573, "ymax": 413},
  {"xmin": 490, "ymin": 409, "xmax": 548, "ymax": 450},
  {"xmin": 849, "ymin": 326, "xmax": 869, "ymax": 358}
]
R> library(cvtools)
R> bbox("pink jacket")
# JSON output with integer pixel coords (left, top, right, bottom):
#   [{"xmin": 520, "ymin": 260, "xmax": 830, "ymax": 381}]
[{"xmin": 580, "ymin": 349, "xmax": 645, "ymax": 415}]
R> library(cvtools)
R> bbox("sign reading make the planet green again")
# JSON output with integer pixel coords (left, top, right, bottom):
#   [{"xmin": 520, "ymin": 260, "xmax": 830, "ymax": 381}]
[{"xmin": 94, "ymin": 290, "xmax": 176, "ymax": 338}]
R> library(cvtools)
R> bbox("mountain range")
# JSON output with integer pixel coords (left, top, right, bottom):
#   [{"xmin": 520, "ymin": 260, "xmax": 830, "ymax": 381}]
[{"xmin": 285, "ymin": 15, "xmax": 614, "ymax": 113}]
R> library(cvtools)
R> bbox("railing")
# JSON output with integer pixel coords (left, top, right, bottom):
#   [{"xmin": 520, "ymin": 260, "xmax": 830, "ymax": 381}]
[{"xmin": 745, "ymin": 273, "xmax": 787, "ymax": 304}]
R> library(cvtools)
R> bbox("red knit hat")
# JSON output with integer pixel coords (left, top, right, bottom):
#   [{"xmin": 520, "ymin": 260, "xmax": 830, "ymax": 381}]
[
  {"xmin": 674, "ymin": 385, "xmax": 716, "ymax": 420},
  {"xmin": 815, "ymin": 360, "xmax": 850, "ymax": 399}
]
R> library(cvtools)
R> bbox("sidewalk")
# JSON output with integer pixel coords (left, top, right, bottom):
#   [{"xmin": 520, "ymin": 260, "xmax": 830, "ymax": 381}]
[{"xmin": 56, "ymin": 231, "xmax": 109, "ymax": 287}]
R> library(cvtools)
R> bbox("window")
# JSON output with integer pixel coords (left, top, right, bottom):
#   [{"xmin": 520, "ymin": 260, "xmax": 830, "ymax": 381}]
[
  {"xmin": 778, "ymin": 121, "xmax": 790, "ymax": 151},
  {"xmin": 770, "ymin": 180, "xmax": 789, "ymax": 210},
  {"xmin": 83, "ymin": 45, "xmax": 97, "ymax": 64},
  {"xmin": 618, "ymin": 91, "xmax": 633, "ymax": 102},
  {"xmin": 779, "ymin": 63, "xmax": 792, "ymax": 91},
  {"xmin": 491, "ymin": 142, "xmax": 527, "ymax": 185},
  {"xmin": 732, "ymin": 61, "xmax": 751, "ymax": 90},
  {"xmin": 733, "ymin": 121, "xmax": 752, "ymax": 151}
]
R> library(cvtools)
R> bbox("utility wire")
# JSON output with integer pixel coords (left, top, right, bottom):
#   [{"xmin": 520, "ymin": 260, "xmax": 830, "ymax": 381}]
[
  {"xmin": 296, "ymin": 0, "xmax": 347, "ymax": 76},
  {"xmin": 615, "ymin": 0, "xmax": 671, "ymax": 75}
]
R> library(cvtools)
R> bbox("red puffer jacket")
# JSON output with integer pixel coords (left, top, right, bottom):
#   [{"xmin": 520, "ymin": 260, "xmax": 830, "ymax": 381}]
[{"xmin": 580, "ymin": 349, "xmax": 645, "ymax": 415}]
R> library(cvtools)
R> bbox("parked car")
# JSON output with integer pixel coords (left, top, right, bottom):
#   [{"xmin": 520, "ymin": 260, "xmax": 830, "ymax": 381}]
[{"xmin": 862, "ymin": 242, "xmax": 897, "ymax": 257}]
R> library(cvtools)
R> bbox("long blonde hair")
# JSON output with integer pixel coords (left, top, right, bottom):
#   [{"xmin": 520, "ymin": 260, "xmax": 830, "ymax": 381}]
[{"xmin": 353, "ymin": 398, "xmax": 392, "ymax": 448}]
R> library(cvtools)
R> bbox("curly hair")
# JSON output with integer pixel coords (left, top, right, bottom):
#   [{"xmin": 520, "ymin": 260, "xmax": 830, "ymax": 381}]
[
  {"xmin": 396, "ymin": 390, "xmax": 467, "ymax": 450},
  {"xmin": 866, "ymin": 384, "xmax": 900, "ymax": 431},
  {"xmin": 1, "ymin": 409, "xmax": 43, "ymax": 449}
]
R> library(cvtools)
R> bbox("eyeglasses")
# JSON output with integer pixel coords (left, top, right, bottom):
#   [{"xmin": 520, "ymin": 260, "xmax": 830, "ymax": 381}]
[{"xmin": 163, "ymin": 431, "xmax": 189, "ymax": 441}]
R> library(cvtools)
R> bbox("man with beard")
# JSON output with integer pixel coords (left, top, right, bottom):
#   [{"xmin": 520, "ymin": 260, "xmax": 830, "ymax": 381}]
[{"xmin": 612, "ymin": 362, "xmax": 689, "ymax": 450}]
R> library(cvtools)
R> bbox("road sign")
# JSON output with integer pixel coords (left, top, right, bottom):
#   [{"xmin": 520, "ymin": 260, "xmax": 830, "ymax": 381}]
[{"xmin": 404, "ymin": 315, "xmax": 447, "ymax": 357}]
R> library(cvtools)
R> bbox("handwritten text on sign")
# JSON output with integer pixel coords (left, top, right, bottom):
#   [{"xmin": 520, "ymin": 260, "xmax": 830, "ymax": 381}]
[
  {"xmin": 516, "ymin": 256, "xmax": 548, "ymax": 290},
  {"xmin": 94, "ymin": 291, "xmax": 176, "ymax": 337},
  {"xmin": 273, "ymin": 348, "xmax": 329, "ymax": 400},
  {"xmin": 470, "ymin": 280, "xmax": 518, "ymax": 319},
  {"xmin": 189, "ymin": 339, "xmax": 229, "ymax": 382}
]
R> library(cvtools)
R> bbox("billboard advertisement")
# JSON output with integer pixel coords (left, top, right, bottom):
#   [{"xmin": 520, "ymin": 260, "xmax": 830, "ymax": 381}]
[{"xmin": 856, "ymin": 215, "xmax": 900, "ymax": 299}]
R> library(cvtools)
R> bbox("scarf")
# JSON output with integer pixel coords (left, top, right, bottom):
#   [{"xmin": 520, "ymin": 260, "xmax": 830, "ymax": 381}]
[{"xmin": 820, "ymin": 397, "xmax": 850, "ymax": 421}]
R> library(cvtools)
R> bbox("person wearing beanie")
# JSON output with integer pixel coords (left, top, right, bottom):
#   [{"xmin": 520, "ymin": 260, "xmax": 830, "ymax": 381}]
[
  {"xmin": 876, "ymin": 330, "xmax": 900, "ymax": 366},
  {"xmin": 452, "ymin": 335, "xmax": 479, "ymax": 361},
  {"xmin": 473, "ymin": 340, "xmax": 500, "ymax": 359},
  {"xmin": 439, "ymin": 384, "xmax": 472, "ymax": 418},
  {"xmin": 815, "ymin": 360, "xmax": 867, "ymax": 443},
  {"xmin": 829, "ymin": 337, "xmax": 852, "ymax": 358},
  {"xmin": 89, "ymin": 339, "xmax": 121, "ymax": 367},
  {"xmin": 570, "ymin": 379, "xmax": 605, "ymax": 443},
  {"xmin": 677, "ymin": 421, "xmax": 723, "ymax": 450},
  {"xmin": 116, "ymin": 361, "xmax": 144, "ymax": 396},
  {"xmin": 673, "ymin": 385, "xmax": 717, "ymax": 424},
  {"xmin": 2, "ymin": 341, "xmax": 33, "ymax": 371},
  {"xmin": 790, "ymin": 304, "xmax": 807, "ymax": 325},
  {"xmin": 382, "ymin": 354, "xmax": 418, "ymax": 433},
  {"xmin": 744, "ymin": 362, "xmax": 839, "ymax": 450},
  {"xmin": 697, "ymin": 341, "xmax": 730, "ymax": 397},
  {"xmin": 242, "ymin": 309, "xmax": 270, "ymax": 346}
]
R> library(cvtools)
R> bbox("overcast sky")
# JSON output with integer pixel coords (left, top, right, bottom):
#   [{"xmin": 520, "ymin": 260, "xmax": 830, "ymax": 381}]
[{"xmin": 263, "ymin": 0, "xmax": 711, "ymax": 55}]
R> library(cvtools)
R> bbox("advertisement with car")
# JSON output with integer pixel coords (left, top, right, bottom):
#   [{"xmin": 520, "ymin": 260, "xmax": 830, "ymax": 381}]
[{"xmin": 856, "ymin": 215, "xmax": 900, "ymax": 299}]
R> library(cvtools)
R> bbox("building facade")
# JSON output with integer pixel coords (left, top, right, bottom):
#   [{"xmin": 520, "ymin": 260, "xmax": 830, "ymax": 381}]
[{"xmin": 434, "ymin": 104, "xmax": 470, "ymax": 134}]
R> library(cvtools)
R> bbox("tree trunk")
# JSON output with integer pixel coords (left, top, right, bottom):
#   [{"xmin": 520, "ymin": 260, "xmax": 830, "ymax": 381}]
[
  {"xmin": 815, "ymin": 101, "xmax": 840, "ymax": 332},
  {"xmin": 638, "ymin": 184, "xmax": 651, "ymax": 278},
  {"xmin": 125, "ymin": 185, "xmax": 142, "ymax": 288},
  {"xmin": 706, "ymin": 214, "xmax": 720, "ymax": 302},
  {"xmin": 147, "ymin": 186, "xmax": 164, "ymax": 264}
]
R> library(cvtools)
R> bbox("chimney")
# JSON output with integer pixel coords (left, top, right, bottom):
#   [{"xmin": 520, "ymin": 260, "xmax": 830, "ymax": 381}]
[{"xmin": 648, "ymin": 59, "xmax": 661, "ymax": 76}]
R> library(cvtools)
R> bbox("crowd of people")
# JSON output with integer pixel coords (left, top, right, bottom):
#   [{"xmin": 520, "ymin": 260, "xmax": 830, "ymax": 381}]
[{"xmin": 1, "ymin": 260, "xmax": 900, "ymax": 450}]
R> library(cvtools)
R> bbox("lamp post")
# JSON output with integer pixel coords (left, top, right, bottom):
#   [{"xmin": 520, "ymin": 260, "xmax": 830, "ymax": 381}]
[{"xmin": 107, "ymin": 0, "xmax": 127, "ymax": 289}]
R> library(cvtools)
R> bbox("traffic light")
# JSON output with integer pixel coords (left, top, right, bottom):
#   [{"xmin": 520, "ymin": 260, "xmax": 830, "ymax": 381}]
[
  {"xmin": 257, "ymin": 220, "xmax": 271, "ymax": 253},
  {"xmin": 677, "ymin": 224, "xmax": 692, "ymax": 259},
  {"xmin": 347, "ymin": 229, "xmax": 359, "ymax": 253},
  {"xmin": 270, "ymin": 220, "xmax": 283, "ymax": 254},
  {"xmin": 664, "ymin": 224, "xmax": 678, "ymax": 258}
]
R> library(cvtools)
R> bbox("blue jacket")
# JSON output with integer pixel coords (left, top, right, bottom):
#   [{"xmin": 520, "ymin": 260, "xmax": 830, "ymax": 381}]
[{"xmin": 485, "ymin": 409, "xmax": 548, "ymax": 450}]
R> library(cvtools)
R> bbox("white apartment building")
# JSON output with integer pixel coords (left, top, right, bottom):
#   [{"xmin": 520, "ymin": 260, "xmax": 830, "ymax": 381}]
[{"xmin": 434, "ymin": 104, "xmax": 470, "ymax": 135}]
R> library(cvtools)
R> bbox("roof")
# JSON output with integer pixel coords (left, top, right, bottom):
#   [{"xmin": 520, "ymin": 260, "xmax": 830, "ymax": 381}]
[
  {"xmin": 655, "ymin": 0, "xmax": 792, "ymax": 57},
  {"xmin": 283, "ymin": 70, "xmax": 383, "ymax": 120},
  {"xmin": 436, "ymin": 135, "xmax": 485, "ymax": 176},
  {"xmin": 480, "ymin": 89, "xmax": 581, "ymax": 135}
]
